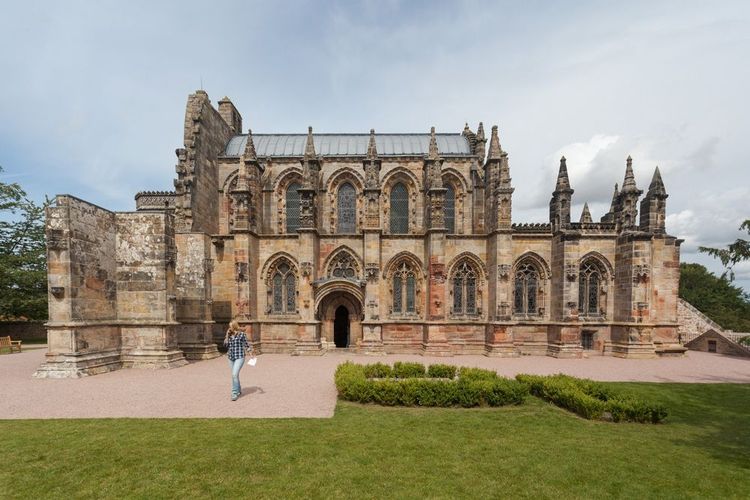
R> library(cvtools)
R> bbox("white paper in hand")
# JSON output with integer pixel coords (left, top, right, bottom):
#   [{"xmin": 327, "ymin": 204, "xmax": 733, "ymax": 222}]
[{"xmin": 247, "ymin": 357, "xmax": 257, "ymax": 367}]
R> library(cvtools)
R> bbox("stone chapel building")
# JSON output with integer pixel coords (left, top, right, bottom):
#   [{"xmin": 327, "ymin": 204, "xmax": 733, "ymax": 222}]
[{"xmin": 35, "ymin": 90, "xmax": 685, "ymax": 378}]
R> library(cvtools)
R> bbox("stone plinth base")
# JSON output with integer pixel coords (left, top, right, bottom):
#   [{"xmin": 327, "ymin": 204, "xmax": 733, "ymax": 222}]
[
  {"xmin": 358, "ymin": 340, "xmax": 386, "ymax": 355},
  {"xmin": 654, "ymin": 343, "xmax": 687, "ymax": 357},
  {"xmin": 122, "ymin": 349, "xmax": 188, "ymax": 369},
  {"xmin": 33, "ymin": 349, "xmax": 123, "ymax": 378},
  {"xmin": 547, "ymin": 343, "xmax": 584, "ymax": 358},
  {"xmin": 179, "ymin": 342, "xmax": 221, "ymax": 360},
  {"xmin": 422, "ymin": 341, "xmax": 453, "ymax": 356},
  {"xmin": 293, "ymin": 339, "xmax": 324, "ymax": 355},
  {"xmin": 485, "ymin": 343, "xmax": 519, "ymax": 357},
  {"xmin": 611, "ymin": 342, "xmax": 657, "ymax": 358}
]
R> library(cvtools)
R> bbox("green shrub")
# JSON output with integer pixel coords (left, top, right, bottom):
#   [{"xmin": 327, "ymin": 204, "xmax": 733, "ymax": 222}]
[
  {"xmin": 363, "ymin": 362, "xmax": 392, "ymax": 379},
  {"xmin": 427, "ymin": 364, "xmax": 457, "ymax": 379},
  {"xmin": 516, "ymin": 373, "xmax": 667, "ymax": 423},
  {"xmin": 458, "ymin": 366, "xmax": 498, "ymax": 381},
  {"xmin": 335, "ymin": 362, "xmax": 527, "ymax": 408},
  {"xmin": 393, "ymin": 361, "xmax": 426, "ymax": 378}
]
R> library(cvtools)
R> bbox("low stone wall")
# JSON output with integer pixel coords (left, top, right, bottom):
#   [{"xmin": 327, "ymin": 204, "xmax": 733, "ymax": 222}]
[{"xmin": 0, "ymin": 321, "xmax": 46, "ymax": 342}]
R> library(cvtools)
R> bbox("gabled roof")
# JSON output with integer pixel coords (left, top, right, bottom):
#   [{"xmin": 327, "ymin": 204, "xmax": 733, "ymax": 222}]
[{"xmin": 223, "ymin": 133, "xmax": 473, "ymax": 158}]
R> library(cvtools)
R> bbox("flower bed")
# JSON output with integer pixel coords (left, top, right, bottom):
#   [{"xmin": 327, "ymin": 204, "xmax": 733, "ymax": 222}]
[
  {"xmin": 335, "ymin": 362, "xmax": 528, "ymax": 407},
  {"xmin": 515, "ymin": 374, "xmax": 668, "ymax": 423}
]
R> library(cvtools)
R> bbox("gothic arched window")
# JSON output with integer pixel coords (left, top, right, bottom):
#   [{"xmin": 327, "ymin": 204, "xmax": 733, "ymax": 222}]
[
  {"xmin": 452, "ymin": 261, "xmax": 477, "ymax": 315},
  {"xmin": 337, "ymin": 182, "xmax": 356, "ymax": 234},
  {"xmin": 579, "ymin": 261, "xmax": 603, "ymax": 317},
  {"xmin": 392, "ymin": 262, "xmax": 416, "ymax": 314},
  {"xmin": 328, "ymin": 252, "xmax": 358, "ymax": 280},
  {"xmin": 390, "ymin": 183, "xmax": 409, "ymax": 234},
  {"xmin": 271, "ymin": 262, "xmax": 296, "ymax": 314},
  {"xmin": 445, "ymin": 184, "xmax": 455, "ymax": 233},
  {"xmin": 514, "ymin": 262, "xmax": 540, "ymax": 315},
  {"xmin": 286, "ymin": 182, "xmax": 301, "ymax": 233}
]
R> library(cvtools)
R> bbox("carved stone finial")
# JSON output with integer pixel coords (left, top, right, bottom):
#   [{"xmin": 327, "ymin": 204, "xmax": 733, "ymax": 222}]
[
  {"xmin": 580, "ymin": 202, "xmax": 592, "ymax": 223},
  {"xmin": 487, "ymin": 125, "xmax": 503, "ymax": 160},
  {"xmin": 648, "ymin": 166, "xmax": 667, "ymax": 196},
  {"xmin": 304, "ymin": 126, "xmax": 316, "ymax": 158},
  {"xmin": 622, "ymin": 155, "xmax": 639, "ymax": 193},
  {"xmin": 555, "ymin": 156, "xmax": 572, "ymax": 191},
  {"xmin": 367, "ymin": 128, "xmax": 378, "ymax": 159},
  {"xmin": 427, "ymin": 126, "xmax": 440, "ymax": 160},
  {"xmin": 476, "ymin": 122, "xmax": 486, "ymax": 142},
  {"xmin": 243, "ymin": 128, "xmax": 257, "ymax": 161}
]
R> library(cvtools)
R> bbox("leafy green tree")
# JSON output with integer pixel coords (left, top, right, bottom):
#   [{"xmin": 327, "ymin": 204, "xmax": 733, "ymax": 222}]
[
  {"xmin": 679, "ymin": 263, "xmax": 750, "ymax": 332},
  {"xmin": 0, "ymin": 166, "xmax": 48, "ymax": 320},
  {"xmin": 699, "ymin": 219, "xmax": 750, "ymax": 281}
]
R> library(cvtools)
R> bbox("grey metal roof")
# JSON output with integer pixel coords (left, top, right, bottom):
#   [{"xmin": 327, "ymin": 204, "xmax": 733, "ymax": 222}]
[{"xmin": 223, "ymin": 133, "xmax": 473, "ymax": 157}]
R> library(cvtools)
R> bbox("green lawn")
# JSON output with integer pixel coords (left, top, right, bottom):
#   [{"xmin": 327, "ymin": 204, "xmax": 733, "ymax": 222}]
[{"xmin": 1, "ymin": 383, "xmax": 748, "ymax": 499}]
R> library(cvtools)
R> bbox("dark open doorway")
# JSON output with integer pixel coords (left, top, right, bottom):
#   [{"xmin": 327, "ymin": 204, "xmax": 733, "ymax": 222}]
[{"xmin": 334, "ymin": 305, "xmax": 350, "ymax": 348}]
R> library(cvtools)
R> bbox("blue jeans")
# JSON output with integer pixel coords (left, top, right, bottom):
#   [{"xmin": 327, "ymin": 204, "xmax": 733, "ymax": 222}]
[{"xmin": 228, "ymin": 357, "xmax": 244, "ymax": 396}]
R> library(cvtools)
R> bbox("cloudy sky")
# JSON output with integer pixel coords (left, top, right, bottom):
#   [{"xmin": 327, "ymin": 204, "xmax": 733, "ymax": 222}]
[{"xmin": 1, "ymin": 0, "xmax": 749, "ymax": 291}]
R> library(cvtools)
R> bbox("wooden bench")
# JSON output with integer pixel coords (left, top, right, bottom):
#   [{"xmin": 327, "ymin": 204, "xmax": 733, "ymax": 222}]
[{"xmin": 0, "ymin": 336, "xmax": 22, "ymax": 353}]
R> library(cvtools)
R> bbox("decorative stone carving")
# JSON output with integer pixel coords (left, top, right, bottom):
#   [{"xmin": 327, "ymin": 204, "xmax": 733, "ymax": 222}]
[
  {"xmin": 497, "ymin": 264, "xmax": 511, "ymax": 280},
  {"xmin": 365, "ymin": 263, "xmax": 379, "ymax": 282},
  {"xmin": 565, "ymin": 264, "xmax": 578, "ymax": 281},
  {"xmin": 430, "ymin": 263, "xmax": 446, "ymax": 283},
  {"xmin": 300, "ymin": 262, "xmax": 312, "ymax": 278},
  {"xmin": 204, "ymin": 258, "xmax": 214, "ymax": 274},
  {"xmin": 235, "ymin": 262, "xmax": 248, "ymax": 282},
  {"xmin": 632, "ymin": 265, "xmax": 650, "ymax": 283},
  {"xmin": 50, "ymin": 286, "xmax": 65, "ymax": 298}
]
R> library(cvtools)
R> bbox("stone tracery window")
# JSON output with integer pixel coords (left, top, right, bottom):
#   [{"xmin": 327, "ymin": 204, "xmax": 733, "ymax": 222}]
[
  {"xmin": 328, "ymin": 252, "xmax": 359, "ymax": 280},
  {"xmin": 391, "ymin": 262, "xmax": 417, "ymax": 314},
  {"xmin": 390, "ymin": 183, "xmax": 409, "ymax": 234},
  {"xmin": 579, "ymin": 260, "xmax": 604, "ymax": 317},
  {"xmin": 451, "ymin": 261, "xmax": 478, "ymax": 315},
  {"xmin": 269, "ymin": 261, "xmax": 296, "ymax": 314},
  {"xmin": 337, "ymin": 182, "xmax": 356, "ymax": 234},
  {"xmin": 444, "ymin": 184, "xmax": 455, "ymax": 233},
  {"xmin": 286, "ymin": 182, "xmax": 301, "ymax": 233},
  {"xmin": 514, "ymin": 262, "xmax": 540, "ymax": 315}
]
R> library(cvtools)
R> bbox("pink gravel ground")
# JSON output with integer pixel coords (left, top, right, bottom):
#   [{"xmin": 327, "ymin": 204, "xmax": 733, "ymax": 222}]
[{"xmin": 1, "ymin": 347, "xmax": 748, "ymax": 419}]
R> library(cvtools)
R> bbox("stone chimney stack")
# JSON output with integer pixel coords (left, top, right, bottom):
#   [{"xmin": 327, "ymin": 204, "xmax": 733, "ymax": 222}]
[{"xmin": 218, "ymin": 96, "xmax": 243, "ymax": 134}]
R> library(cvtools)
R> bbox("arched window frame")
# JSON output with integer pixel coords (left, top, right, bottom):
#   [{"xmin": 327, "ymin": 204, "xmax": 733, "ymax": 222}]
[
  {"xmin": 384, "ymin": 252, "xmax": 424, "ymax": 318},
  {"xmin": 447, "ymin": 254, "xmax": 486, "ymax": 318},
  {"xmin": 274, "ymin": 169, "xmax": 305, "ymax": 235},
  {"xmin": 262, "ymin": 255, "xmax": 299, "ymax": 316},
  {"xmin": 512, "ymin": 254, "xmax": 550, "ymax": 318},
  {"xmin": 382, "ymin": 169, "xmax": 421, "ymax": 234},
  {"xmin": 578, "ymin": 256, "xmax": 610, "ymax": 319},
  {"xmin": 326, "ymin": 168, "xmax": 365, "ymax": 234},
  {"xmin": 324, "ymin": 246, "xmax": 362, "ymax": 281},
  {"xmin": 444, "ymin": 183, "xmax": 456, "ymax": 234},
  {"xmin": 441, "ymin": 169, "xmax": 468, "ymax": 234}
]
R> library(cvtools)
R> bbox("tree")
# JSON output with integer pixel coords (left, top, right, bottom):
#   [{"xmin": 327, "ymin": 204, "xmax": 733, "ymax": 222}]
[
  {"xmin": 0, "ymin": 166, "xmax": 48, "ymax": 320},
  {"xmin": 699, "ymin": 219, "xmax": 750, "ymax": 282},
  {"xmin": 679, "ymin": 263, "xmax": 750, "ymax": 332}
]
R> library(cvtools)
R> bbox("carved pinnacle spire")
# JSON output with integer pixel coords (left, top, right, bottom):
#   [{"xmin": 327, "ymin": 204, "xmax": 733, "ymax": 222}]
[
  {"xmin": 476, "ymin": 122, "xmax": 486, "ymax": 142},
  {"xmin": 648, "ymin": 166, "xmax": 667, "ymax": 196},
  {"xmin": 463, "ymin": 122, "xmax": 471, "ymax": 135},
  {"xmin": 427, "ymin": 126, "xmax": 440, "ymax": 160},
  {"xmin": 621, "ymin": 155, "xmax": 639, "ymax": 193},
  {"xmin": 487, "ymin": 125, "xmax": 503, "ymax": 160},
  {"xmin": 367, "ymin": 128, "xmax": 378, "ymax": 159},
  {"xmin": 609, "ymin": 183, "xmax": 619, "ymax": 211},
  {"xmin": 304, "ymin": 126, "xmax": 316, "ymax": 158},
  {"xmin": 580, "ymin": 202, "xmax": 592, "ymax": 223},
  {"xmin": 243, "ymin": 128, "xmax": 257, "ymax": 161},
  {"xmin": 555, "ymin": 156, "xmax": 572, "ymax": 191}
]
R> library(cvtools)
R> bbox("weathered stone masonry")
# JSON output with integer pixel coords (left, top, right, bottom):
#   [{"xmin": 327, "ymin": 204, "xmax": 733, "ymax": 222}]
[{"xmin": 36, "ymin": 90, "xmax": 687, "ymax": 377}]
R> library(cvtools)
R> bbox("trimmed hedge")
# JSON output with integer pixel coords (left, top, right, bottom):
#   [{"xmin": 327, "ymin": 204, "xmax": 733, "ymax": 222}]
[
  {"xmin": 335, "ymin": 362, "xmax": 527, "ymax": 407},
  {"xmin": 516, "ymin": 374, "xmax": 668, "ymax": 423}
]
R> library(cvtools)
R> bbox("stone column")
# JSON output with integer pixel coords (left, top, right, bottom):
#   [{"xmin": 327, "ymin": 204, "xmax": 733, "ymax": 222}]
[{"xmin": 548, "ymin": 231, "xmax": 583, "ymax": 358}]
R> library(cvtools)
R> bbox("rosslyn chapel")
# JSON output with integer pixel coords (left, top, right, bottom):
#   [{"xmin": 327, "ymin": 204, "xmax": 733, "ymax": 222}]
[{"xmin": 35, "ymin": 90, "xmax": 685, "ymax": 378}]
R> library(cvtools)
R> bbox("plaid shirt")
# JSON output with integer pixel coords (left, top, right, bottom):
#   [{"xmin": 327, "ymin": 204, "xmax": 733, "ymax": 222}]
[{"xmin": 224, "ymin": 331, "xmax": 251, "ymax": 361}]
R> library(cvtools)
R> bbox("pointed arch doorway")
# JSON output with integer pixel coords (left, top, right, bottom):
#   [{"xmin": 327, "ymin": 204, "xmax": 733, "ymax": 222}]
[{"xmin": 316, "ymin": 287, "xmax": 363, "ymax": 350}]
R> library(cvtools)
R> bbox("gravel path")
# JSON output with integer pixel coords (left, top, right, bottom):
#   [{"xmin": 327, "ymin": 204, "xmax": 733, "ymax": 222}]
[{"xmin": 1, "ymin": 348, "xmax": 748, "ymax": 419}]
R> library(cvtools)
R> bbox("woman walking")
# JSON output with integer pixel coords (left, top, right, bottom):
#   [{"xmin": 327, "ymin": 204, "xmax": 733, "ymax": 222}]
[{"xmin": 224, "ymin": 320, "xmax": 254, "ymax": 401}]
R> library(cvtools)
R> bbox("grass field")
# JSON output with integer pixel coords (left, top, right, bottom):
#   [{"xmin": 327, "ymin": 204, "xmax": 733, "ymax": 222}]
[{"xmin": 1, "ymin": 383, "xmax": 748, "ymax": 499}]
